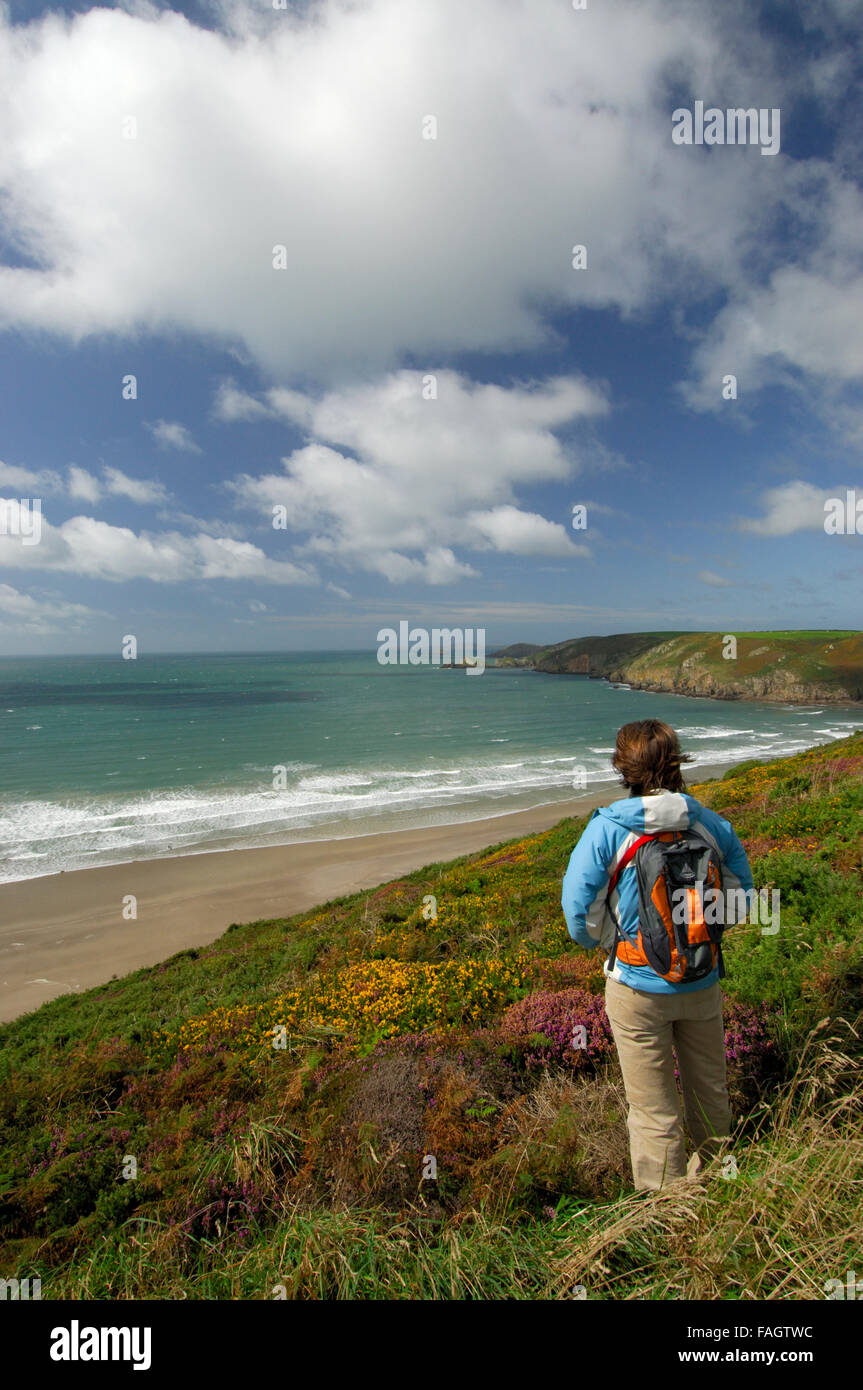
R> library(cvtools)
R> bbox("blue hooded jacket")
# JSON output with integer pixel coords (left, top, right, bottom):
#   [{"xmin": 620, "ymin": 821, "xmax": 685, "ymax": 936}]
[{"xmin": 561, "ymin": 789, "xmax": 754, "ymax": 994}]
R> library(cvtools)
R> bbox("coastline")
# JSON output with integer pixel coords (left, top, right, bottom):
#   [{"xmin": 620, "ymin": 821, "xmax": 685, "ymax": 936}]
[
  {"xmin": 505, "ymin": 666, "xmax": 863, "ymax": 707},
  {"xmin": 0, "ymin": 760, "xmax": 737, "ymax": 1024},
  {"xmin": 595, "ymin": 677, "xmax": 863, "ymax": 706}
]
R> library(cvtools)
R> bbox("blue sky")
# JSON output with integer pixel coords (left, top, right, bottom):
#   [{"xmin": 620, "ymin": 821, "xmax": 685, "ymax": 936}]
[{"xmin": 0, "ymin": 0, "xmax": 861, "ymax": 655}]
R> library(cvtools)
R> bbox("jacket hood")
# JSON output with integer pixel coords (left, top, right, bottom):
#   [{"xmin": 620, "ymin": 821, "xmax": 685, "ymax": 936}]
[{"xmin": 597, "ymin": 790, "xmax": 700, "ymax": 835}]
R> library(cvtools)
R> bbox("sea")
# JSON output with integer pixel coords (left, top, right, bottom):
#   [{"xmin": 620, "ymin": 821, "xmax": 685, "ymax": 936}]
[{"xmin": 1, "ymin": 650, "xmax": 861, "ymax": 884}]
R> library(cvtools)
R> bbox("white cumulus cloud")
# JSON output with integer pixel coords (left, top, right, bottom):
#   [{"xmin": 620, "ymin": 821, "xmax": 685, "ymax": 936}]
[
  {"xmin": 738, "ymin": 480, "xmax": 847, "ymax": 536},
  {"xmin": 0, "ymin": 0, "xmax": 827, "ymax": 387},
  {"xmin": 0, "ymin": 582, "xmax": 100, "ymax": 632},
  {"xmin": 226, "ymin": 370, "xmax": 602, "ymax": 580},
  {"xmin": 0, "ymin": 499, "xmax": 317, "ymax": 586},
  {"xmin": 145, "ymin": 420, "xmax": 203, "ymax": 454},
  {"xmin": 67, "ymin": 466, "xmax": 102, "ymax": 504},
  {"xmin": 102, "ymin": 467, "xmax": 170, "ymax": 505}
]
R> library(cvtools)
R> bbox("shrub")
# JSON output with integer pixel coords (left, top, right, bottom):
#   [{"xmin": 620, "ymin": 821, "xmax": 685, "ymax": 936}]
[
  {"xmin": 722, "ymin": 759, "xmax": 765, "ymax": 780},
  {"xmin": 531, "ymin": 952, "xmax": 605, "ymax": 994},
  {"xmin": 499, "ymin": 988, "xmax": 615, "ymax": 1072},
  {"xmin": 720, "ymin": 997, "xmax": 782, "ymax": 1113}
]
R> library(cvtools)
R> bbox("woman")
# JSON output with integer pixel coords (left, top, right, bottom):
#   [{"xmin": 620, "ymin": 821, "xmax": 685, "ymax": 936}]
[{"xmin": 561, "ymin": 719, "xmax": 754, "ymax": 1190}]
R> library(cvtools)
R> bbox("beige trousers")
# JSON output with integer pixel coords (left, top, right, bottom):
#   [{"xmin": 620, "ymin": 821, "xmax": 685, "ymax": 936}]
[{"xmin": 604, "ymin": 974, "xmax": 732, "ymax": 1190}]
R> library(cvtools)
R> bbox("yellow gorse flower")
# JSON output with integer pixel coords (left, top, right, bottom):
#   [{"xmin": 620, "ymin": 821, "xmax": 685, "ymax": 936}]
[{"xmin": 160, "ymin": 950, "xmax": 533, "ymax": 1058}]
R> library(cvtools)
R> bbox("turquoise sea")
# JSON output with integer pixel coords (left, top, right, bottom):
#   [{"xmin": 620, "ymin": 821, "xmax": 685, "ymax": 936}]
[{"xmin": 1, "ymin": 651, "xmax": 861, "ymax": 883}]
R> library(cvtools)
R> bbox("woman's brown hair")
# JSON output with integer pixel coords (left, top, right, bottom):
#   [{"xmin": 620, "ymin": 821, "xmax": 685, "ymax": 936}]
[{"xmin": 612, "ymin": 719, "xmax": 693, "ymax": 796}]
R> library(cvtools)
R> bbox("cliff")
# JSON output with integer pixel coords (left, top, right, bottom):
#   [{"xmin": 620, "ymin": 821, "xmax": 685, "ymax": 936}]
[{"xmin": 492, "ymin": 630, "xmax": 863, "ymax": 704}]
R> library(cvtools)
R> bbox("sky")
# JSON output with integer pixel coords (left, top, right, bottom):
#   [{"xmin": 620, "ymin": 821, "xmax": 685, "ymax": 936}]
[{"xmin": 0, "ymin": 0, "xmax": 862, "ymax": 655}]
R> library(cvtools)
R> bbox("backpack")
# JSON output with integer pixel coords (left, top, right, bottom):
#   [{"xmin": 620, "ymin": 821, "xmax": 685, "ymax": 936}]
[{"xmin": 606, "ymin": 829, "xmax": 726, "ymax": 984}]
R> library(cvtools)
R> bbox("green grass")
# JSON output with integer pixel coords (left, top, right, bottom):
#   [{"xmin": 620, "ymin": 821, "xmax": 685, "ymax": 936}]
[
  {"xmin": 726, "ymin": 630, "xmax": 859, "ymax": 640},
  {"xmin": 1, "ymin": 734, "xmax": 862, "ymax": 1299}
]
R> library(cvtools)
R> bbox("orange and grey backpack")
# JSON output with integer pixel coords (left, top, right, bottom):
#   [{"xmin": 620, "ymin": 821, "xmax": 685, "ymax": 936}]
[{"xmin": 606, "ymin": 829, "xmax": 726, "ymax": 984}]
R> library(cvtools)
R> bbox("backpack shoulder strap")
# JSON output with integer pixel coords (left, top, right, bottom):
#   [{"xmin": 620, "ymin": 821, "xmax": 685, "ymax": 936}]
[
  {"xmin": 608, "ymin": 833, "xmax": 657, "ymax": 895},
  {"xmin": 606, "ymin": 832, "xmax": 658, "ymax": 972}
]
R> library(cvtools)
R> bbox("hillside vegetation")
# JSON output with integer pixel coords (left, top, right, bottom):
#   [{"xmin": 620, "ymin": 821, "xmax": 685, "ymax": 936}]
[
  {"xmin": 1, "ymin": 735, "xmax": 862, "ymax": 1299},
  {"xmin": 494, "ymin": 630, "xmax": 863, "ymax": 703}
]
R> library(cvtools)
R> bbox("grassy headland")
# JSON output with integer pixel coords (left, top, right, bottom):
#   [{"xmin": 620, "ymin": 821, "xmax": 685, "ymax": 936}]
[
  {"xmin": 1, "ymin": 734, "xmax": 862, "ymax": 1299},
  {"xmin": 493, "ymin": 630, "xmax": 863, "ymax": 704}
]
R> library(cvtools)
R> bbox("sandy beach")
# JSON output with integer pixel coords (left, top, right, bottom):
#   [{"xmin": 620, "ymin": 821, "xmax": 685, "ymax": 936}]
[
  {"xmin": 0, "ymin": 791, "xmax": 612, "ymax": 1024},
  {"xmin": 0, "ymin": 761, "xmax": 736, "ymax": 1024}
]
